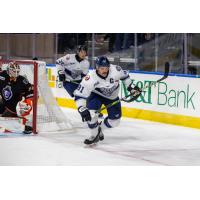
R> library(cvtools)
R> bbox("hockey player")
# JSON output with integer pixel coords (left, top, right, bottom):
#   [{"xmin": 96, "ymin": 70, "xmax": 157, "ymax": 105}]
[
  {"xmin": 56, "ymin": 45, "xmax": 90, "ymax": 98},
  {"xmin": 0, "ymin": 62, "xmax": 33, "ymax": 134},
  {"xmin": 74, "ymin": 56, "xmax": 142, "ymax": 145}
]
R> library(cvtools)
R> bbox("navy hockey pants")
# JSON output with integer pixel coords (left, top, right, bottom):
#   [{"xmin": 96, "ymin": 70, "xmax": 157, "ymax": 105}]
[{"xmin": 87, "ymin": 93, "xmax": 121, "ymax": 120}]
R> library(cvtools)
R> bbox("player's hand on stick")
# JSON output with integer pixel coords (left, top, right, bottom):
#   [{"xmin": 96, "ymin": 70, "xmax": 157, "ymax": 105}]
[
  {"xmin": 127, "ymin": 85, "xmax": 142, "ymax": 100},
  {"xmin": 58, "ymin": 70, "xmax": 66, "ymax": 82}
]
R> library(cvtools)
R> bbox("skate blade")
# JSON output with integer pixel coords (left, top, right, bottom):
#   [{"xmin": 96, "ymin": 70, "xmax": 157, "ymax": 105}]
[{"xmin": 84, "ymin": 143, "xmax": 98, "ymax": 148}]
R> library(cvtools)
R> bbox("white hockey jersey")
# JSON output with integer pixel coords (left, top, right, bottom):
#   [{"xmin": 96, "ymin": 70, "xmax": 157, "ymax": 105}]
[
  {"xmin": 56, "ymin": 54, "xmax": 90, "ymax": 82},
  {"xmin": 74, "ymin": 64, "xmax": 132, "ymax": 106}
]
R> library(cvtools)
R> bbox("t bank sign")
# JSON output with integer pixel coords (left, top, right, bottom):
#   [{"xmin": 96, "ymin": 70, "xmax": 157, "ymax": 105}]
[{"xmin": 122, "ymin": 73, "xmax": 200, "ymax": 117}]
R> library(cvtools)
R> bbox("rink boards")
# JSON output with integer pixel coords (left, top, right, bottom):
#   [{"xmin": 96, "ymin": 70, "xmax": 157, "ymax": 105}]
[{"xmin": 46, "ymin": 65, "xmax": 200, "ymax": 129}]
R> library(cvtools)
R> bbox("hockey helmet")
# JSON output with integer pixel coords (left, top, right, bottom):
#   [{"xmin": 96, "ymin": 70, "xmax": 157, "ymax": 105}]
[
  {"xmin": 8, "ymin": 62, "xmax": 20, "ymax": 78},
  {"xmin": 77, "ymin": 45, "xmax": 88, "ymax": 53},
  {"xmin": 96, "ymin": 56, "xmax": 110, "ymax": 69}
]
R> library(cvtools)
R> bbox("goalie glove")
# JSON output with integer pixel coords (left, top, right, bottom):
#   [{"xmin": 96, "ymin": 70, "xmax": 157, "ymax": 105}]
[
  {"xmin": 16, "ymin": 97, "xmax": 33, "ymax": 117},
  {"xmin": 127, "ymin": 85, "xmax": 142, "ymax": 101},
  {"xmin": 58, "ymin": 70, "xmax": 66, "ymax": 82}
]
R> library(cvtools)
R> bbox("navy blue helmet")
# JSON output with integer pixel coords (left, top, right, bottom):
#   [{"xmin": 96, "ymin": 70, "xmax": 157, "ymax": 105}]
[
  {"xmin": 77, "ymin": 45, "xmax": 88, "ymax": 53},
  {"xmin": 96, "ymin": 56, "xmax": 110, "ymax": 68}
]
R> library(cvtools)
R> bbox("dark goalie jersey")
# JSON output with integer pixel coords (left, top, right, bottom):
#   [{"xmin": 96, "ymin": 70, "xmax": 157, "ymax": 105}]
[{"xmin": 0, "ymin": 70, "xmax": 33, "ymax": 113}]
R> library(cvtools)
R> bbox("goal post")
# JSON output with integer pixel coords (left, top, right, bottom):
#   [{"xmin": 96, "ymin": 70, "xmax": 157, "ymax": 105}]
[
  {"xmin": 33, "ymin": 61, "xmax": 38, "ymax": 134},
  {"xmin": 0, "ymin": 59, "xmax": 74, "ymax": 134}
]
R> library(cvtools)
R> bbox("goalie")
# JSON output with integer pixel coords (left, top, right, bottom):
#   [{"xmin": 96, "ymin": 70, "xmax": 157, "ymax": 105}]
[{"xmin": 0, "ymin": 62, "xmax": 33, "ymax": 134}]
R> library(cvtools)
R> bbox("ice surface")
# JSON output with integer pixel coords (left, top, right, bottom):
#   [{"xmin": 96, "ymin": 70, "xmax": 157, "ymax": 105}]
[{"xmin": 0, "ymin": 108, "xmax": 200, "ymax": 166}]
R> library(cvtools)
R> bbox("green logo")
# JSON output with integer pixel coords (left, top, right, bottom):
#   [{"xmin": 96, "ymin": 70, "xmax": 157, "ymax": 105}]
[
  {"xmin": 121, "ymin": 79, "xmax": 196, "ymax": 110},
  {"xmin": 157, "ymin": 82, "xmax": 195, "ymax": 109}
]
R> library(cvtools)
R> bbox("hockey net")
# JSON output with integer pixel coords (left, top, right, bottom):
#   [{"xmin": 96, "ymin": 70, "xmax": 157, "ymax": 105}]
[{"xmin": 0, "ymin": 59, "xmax": 74, "ymax": 134}]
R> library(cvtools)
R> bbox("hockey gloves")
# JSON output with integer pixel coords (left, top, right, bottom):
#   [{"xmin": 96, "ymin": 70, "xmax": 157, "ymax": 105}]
[
  {"xmin": 127, "ymin": 85, "xmax": 142, "ymax": 101},
  {"xmin": 78, "ymin": 106, "xmax": 91, "ymax": 122},
  {"xmin": 58, "ymin": 70, "xmax": 66, "ymax": 82}
]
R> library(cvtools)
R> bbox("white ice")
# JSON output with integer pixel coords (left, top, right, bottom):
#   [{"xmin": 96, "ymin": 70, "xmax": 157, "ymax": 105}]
[{"xmin": 0, "ymin": 108, "xmax": 200, "ymax": 166}]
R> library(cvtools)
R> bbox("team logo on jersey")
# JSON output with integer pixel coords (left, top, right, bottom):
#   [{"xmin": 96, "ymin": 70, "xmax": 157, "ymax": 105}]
[
  {"xmin": 100, "ymin": 85, "xmax": 117, "ymax": 96},
  {"xmin": 2, "ymin": 85, "xmax": 13, "ymax": 101},
  {"xmin": 0, "ymin": 76, "xmax": 5, "ymax": 81},
  {"xmin": 71, "ymin": 71, "xmax": 80, "ymax": 79},
  {"xmin": 85, "ymin": 75, "xmax": 90, "ymax": 81}
]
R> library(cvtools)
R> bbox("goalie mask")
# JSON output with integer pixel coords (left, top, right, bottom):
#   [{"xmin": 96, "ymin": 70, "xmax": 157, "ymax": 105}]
[{"xmin": 8, "ymin": 62, "xmax": 20, "ymax": 78}]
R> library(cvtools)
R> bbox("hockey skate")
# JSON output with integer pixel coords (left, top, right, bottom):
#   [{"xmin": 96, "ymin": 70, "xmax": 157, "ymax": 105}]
[
  {"xmin": 84, "ymin": 124, "xmax": 104, "ymax": 145},
  {"xmin": 23, "ymin": 125, "xmax": 33, "ymax": 134}
]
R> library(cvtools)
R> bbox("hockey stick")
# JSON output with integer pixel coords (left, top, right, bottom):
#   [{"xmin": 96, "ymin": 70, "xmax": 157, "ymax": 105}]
[
  {"xmin": 67, "ymin": 80, "xmax": 81, "ymax": 84},
  {"xmin": 96, "ymin": 62, "xmax": 170, "ymax": 113},
  {"xmin": 0, "ymin": 117, "xmax": 25, "ymax": 136},
  {"xmin": 122, "ymin": 62, "xmax": 170, "ymax": 103},
  {"xmin": 0, "ymin": 127, "xmax": 26, "ymax": 136}
]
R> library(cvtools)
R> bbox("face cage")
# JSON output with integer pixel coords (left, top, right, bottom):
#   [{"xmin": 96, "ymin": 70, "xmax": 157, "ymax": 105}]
[{"xmin": 9, "ymin": 68, "xmax": 20, "ymax": 78}]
